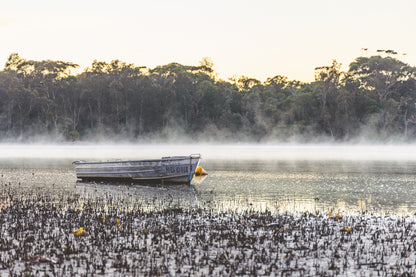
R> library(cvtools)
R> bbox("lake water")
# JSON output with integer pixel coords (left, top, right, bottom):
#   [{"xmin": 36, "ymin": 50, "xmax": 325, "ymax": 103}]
[{"xmin": 2, "ymin": 143, "xmax": 416, "ymax": 215}]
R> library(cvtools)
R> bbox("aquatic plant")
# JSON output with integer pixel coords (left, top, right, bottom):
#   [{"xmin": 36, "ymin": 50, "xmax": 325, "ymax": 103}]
[{"xmin": 1, "ymin": 184, "xmax": 416, "ymax": 276}]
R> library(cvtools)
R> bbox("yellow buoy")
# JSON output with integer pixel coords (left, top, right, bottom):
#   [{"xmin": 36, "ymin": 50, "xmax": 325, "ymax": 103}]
[{"xmin": 195, "ymin": 166, "xmax": 208, "ymax": 176}]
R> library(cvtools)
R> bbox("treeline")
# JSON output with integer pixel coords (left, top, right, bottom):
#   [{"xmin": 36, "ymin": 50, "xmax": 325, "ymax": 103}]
[{"xmin": 0, "ymin": 53, "xmax": 416, "ymax": 142}]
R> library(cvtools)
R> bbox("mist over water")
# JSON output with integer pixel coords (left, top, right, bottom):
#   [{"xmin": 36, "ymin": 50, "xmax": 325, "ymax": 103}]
[
  {"xmin": 2, "ymin": 143, "xmax": 416, "ymax": 161},
  {"xmin": 2, "ymin": 143, "xmax": 416, "ymax": 215}
]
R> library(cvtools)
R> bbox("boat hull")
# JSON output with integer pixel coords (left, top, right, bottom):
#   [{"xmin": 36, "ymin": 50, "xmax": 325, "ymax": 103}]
[{"xmin": 73, "ymin": 154, "xmax": 201, "ymax": 183}]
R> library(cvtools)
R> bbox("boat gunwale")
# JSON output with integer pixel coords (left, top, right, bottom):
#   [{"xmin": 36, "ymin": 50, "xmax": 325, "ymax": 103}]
[{"xmin": 73, "ymin": 154, "xmax": 201, "ymax": 165}]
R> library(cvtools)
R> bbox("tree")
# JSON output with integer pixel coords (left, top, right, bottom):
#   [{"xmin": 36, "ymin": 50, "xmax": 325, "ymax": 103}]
[
  {"xmin": 199, "ymin": 57, "xmax": 214, "ymax": 74},
  {"xmin": 313, "ymin": 60, "xmax": 343, "ymax": 138},
  {"xmin": 348, "ymin": 55, "xmax": 416, "ymax": 133},
  {"xmin": 1, "ymin": 52, "xmax": 416, "ymax": 141}
]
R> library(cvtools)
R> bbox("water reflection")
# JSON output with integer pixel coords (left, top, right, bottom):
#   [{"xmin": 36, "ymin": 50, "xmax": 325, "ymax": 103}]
[
  {"xmin": 193, "ymin": 159, "xmax": 416, "ymax": 215},
  {"xmin": 75, "ymin": 181, "xmax": 201, "ymax": 212}
]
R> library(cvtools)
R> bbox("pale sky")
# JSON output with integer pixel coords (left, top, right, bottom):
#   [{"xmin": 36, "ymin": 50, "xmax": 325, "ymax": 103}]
[{"xmin": 1, "ymin": 0, "xmax": 415, "ymax": 82}]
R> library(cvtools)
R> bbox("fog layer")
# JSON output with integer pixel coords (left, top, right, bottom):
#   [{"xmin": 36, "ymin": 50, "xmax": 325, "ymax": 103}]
[{"xmin": 1, "ymin": 143, "xmax": 416, "ymax": 162}]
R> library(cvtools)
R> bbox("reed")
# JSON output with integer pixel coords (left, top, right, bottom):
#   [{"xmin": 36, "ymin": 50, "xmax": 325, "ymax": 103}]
[{"xmin": 1, "ymin": 180, "xmax": 416, "ymax": 276}]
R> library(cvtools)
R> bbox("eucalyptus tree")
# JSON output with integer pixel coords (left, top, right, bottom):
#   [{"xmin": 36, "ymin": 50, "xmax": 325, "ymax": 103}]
[
  {"xmin": 0, "ymin": 70, "xmax": 28, "ymax": 136},
  {"xmin": 348, "ymin": 55, "xmax": 416, "ymax": 134},
  {"xmin": 149, "ymin": 62, "xmax": 222, "ymax": 134},
  {"xmin": 3, "ymin": 53, "xmax": 78, "ymax": 135},
  {"xmin": 261, "ymin": 75, "xmax": 300, "ymax": 128},
  {"xmin": 78, "ymin": 60, "xmax": 145, "ymax": 135},
  {"xmin": 313, "ymin": 60, "xmax": 343, "ymax": 138}
]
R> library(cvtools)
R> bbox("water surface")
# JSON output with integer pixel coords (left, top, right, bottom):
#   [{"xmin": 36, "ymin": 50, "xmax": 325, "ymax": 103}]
[{"xmin": 1, "ymin": 144, "xmax": 416, "ymax": 215}]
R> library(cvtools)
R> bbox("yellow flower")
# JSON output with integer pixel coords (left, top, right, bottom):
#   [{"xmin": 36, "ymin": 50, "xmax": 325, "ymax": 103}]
[
  {"xmin": 73, "ymin": 227, "xmax": 86, "ymax": 236},
  {"xmin": 328, "ymin": 212, "xmax": 343, "ymax": 220}
]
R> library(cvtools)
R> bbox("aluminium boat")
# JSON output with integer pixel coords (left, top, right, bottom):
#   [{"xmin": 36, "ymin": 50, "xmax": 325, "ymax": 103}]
[{"xmin": 73, "ymin": 154, "xmax": 201, "ymax": 183}]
